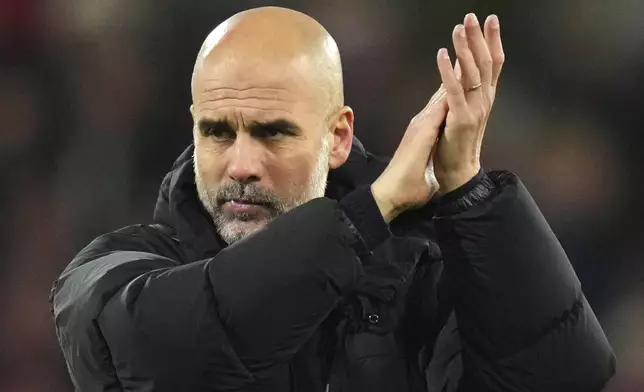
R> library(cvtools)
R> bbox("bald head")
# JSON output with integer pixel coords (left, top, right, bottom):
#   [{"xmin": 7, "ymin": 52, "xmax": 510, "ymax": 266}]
[
  {"xmin": 191, "ymin": 7, "xmax": 344, "ymax": 112},
  {"xmin": 191, "ymin": 7, "xmax": 355, "ymax": 244}
]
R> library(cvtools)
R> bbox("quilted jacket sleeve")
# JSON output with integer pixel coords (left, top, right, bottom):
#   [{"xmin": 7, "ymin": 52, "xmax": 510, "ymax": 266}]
[
  {"xmin": 51, "ymin": 197, "xmax": 388, "ymax": 392},
  {"xmin": 432, "ymin": 170, "xmax": 616, "ymax": 392}
]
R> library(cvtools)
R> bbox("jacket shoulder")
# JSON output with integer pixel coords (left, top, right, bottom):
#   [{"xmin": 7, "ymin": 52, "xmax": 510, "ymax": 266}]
[
  {"xmin": 73, "ymin": 224, "xmax": 182, "ymax": 267},
  {"xmin": 51, "ymin": 224, "xmax": 181, "ymax": 316},
  {"xmin": 49, "ymin": 225, "xmax": 188, "ymax": 390}
]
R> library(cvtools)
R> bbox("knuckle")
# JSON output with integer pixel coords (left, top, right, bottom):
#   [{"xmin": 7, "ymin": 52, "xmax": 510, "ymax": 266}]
[
  {"xmin": 465, "ymin": 118, "xmax": 478, "ymax": 128},
  {"xmin": 466, "ymin": 112, "xmax": 481, "ymax": 125},
  {"xmin": 453, "ymin": 115, "xmax": 475, "ymax": 128},
  {"xmin": 409, "ymin": 113, "xmax": 424, "ymax": 126},
  {"xmin": 447, "ymin": 86, "xmax": 465, "ymax": 96},
  {"xmin": 493, "ymin": 53, "xmax": 505, "ymax": 65}
]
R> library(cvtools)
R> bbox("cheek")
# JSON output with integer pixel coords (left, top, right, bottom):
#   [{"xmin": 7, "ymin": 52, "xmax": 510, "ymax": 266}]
[
  {"xmin": 267, "ymin": 149, "xmax": 318, "ymax": 191},
  {"xmin": 194, "ymin": 147, "xmax": 225, "ymax": 185}
]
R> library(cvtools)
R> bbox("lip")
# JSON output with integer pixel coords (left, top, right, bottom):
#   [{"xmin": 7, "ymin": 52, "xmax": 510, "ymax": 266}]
[{"xmin": 222, "ymin": 200, "xmax": 268, "ymax": 213}]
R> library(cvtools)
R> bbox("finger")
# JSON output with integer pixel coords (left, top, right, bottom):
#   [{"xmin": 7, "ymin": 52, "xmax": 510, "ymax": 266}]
[
  {"xmin": 454, "ymin": 59, "xmax": 462, "ymax": 81},
  {"xmin": 464, "ymin": 13, "xmax": 493, "ymax": 86},
  {"xmin": 406, "ymin": 92, "xmax": 447, "ymax": 153},
  {"xmin": 429, "ymin": 86, "xmax": 447, "ymax": 107},
  {"xmin": 437, "ymin": 58, "xmax": 464, "ymax": 101},
  {"xmin": 420, "ymin": 85, "xmax": 447, "ymax": 115},
  {"xmin": 484, "ymin": 14, "xmax": 505, "ymax": 87},
  {"xmin": 426, "ymin": 95, "xmax": 448, "ymax": 132},
  {"xmin": 452, "ymin": 24, "xmax": 480, "ymax": 92},
  {"xmin": 437, "ymin": 48, "xmax": 468, "ymax": 114},
  {"xmin": 410, "ymin": 82, "xmax": 446, "ymax": 129}
]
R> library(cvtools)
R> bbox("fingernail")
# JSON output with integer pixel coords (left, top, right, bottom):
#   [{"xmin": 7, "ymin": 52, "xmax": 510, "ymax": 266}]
[
  {"xmin": 454, "ymin": 24, "xmax": 465, "ymax": 38},
  {"xmin": 489, "ymin": 14, "xmax": 499, "ymax": 28},
  {"xmin": 467, "ymin": 13, "xmax": 479, "ymax": 25},
  {"xmin": 438, "ymin": 48, "xmax": 448, "ymax": 59}
]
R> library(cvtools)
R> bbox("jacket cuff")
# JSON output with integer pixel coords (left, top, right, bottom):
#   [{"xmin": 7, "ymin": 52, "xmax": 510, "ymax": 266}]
[
  {"xmin": 340, "ymin": 185, "xmax": 392, "ymax": 253},
  {"xmin": 433, "ymin": 168, "xmax": 497, "ymax": 217}
]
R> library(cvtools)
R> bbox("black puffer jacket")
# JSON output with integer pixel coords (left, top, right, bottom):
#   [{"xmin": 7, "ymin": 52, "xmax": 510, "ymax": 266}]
[{"xmin": 51, "ymin": 138, "xmax": 615, "ymax": 391}]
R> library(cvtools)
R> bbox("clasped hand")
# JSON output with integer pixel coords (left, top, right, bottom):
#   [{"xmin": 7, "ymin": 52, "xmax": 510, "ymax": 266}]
[{"xmin": 372, "ymin": 13, "xmax": 505, "ymax": 222}]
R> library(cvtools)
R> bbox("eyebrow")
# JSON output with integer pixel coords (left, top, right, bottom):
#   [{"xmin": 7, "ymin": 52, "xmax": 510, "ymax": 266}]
[
  {"xmin": 197, "ymin": 118, "xmax": 302, "ymax": 136},
  {"xmin": 247, "ymin": 119, "xmax": 301, "ymax": 136},
  {"xmin": 197, "ymin": 118, "xmax": 234, "ymax": 135}
]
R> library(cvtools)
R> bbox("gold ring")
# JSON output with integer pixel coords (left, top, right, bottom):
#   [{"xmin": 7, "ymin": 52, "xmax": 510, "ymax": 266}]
[{"xmin": 465, "ymin": 83, "xmax": 482, "ymax": 92}]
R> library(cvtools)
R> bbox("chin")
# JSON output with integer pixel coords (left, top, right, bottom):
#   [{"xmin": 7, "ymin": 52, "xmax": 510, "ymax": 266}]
[{"xmin": 218, "ymin": 218, "xmax": 269, "ymax": 244}]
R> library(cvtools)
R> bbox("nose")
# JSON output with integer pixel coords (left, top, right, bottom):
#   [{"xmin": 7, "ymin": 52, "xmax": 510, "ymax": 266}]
[{"xmin": 226, "ymin": 133, "xmax": 264, "ymax": 184}]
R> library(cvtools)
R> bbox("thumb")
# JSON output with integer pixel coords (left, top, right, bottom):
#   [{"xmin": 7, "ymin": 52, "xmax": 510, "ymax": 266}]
[
  {"xmin": 424, "ymin": 94, "xmax": 449, "ymax": 132},
  {"xmin": 404, "ymin": 94, "xmax": 448, "ymax": 157}
]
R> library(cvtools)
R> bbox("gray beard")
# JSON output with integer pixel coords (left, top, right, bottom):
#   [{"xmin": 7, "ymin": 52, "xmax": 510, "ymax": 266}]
[
  {"xmin": 199, "ymin": 180, "xmax": 289, "ymax": 244},
  {"xmin": 194, "ymin": 137, "xmax": 330, "ymax": 244}
]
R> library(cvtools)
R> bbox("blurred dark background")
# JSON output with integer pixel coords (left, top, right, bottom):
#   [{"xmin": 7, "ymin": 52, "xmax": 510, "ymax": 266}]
[{"xmin": 1, "ymin": 0, "xmax": 643, "ymax": 390}]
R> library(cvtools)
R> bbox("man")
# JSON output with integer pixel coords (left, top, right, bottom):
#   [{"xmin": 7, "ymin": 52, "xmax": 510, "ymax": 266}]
[{"xmin": 50, "ymin": 6, "xmax": 615, "ymax": 392}]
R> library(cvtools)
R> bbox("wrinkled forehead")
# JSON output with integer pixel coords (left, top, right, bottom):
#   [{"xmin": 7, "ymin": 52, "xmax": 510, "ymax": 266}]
[{"xmin": 192, "ymin": 54, "xmax": 326, "ymax": 113}]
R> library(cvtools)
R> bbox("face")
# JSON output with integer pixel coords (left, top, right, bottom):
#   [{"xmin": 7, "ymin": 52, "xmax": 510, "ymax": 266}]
[{"xmin": 192, "ymin": 57, "xmax": 352, "ymax": 244}]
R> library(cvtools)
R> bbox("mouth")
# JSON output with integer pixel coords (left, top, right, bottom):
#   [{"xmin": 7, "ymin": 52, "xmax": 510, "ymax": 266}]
[
  {"xmin": 219, "ymin": 199, "xmax": 273, "ymax": 215},
  {"xmin": 218, "ymin": 198, "xmax": 270, "ymax": 207}
]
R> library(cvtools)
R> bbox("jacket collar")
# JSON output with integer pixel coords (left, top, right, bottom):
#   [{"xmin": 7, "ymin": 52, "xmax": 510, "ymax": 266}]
[{"xmin": 152, "ymin": 137, "xmax": 388, "ymax": 261}]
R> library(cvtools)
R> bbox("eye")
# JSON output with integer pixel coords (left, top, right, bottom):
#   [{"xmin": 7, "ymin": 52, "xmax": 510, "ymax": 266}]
[
  {"xmin": 206, "ymin": 128, "xmax": 236, "ymax": 142},
  {"xmin": 198, "ymin": 119, "xmax": 236, "ymax": 141},
  {"xmin": 254, "ymin": 127, "xmax": 286, "ymax": 140}
]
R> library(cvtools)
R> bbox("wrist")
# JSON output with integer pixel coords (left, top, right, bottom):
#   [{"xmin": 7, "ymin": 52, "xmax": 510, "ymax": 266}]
[
  {"xmin": 437, "ymin": 165, "xmax": 481, "ymax": 195},
  {"xmin": 370, "ymin": 183, "xmax": 401, "ymax": 224},
  {"xmin": 340, "ymin": 185, "xmax": 393, "ymax": 253},
  {"xmin": 434, "ymin": 168, "xmax": 495, "ymax": 216}
]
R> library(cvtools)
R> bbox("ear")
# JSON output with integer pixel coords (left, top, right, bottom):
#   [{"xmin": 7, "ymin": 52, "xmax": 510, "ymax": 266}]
[{"xmin": 328, "ymin": 106, "xmax": 354, "ymax": 170}]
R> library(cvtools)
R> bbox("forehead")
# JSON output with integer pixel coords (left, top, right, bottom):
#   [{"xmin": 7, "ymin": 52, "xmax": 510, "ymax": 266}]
[{"xmin": 192, "ymin": 56, "xmax": 324, "ymax": 119}]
